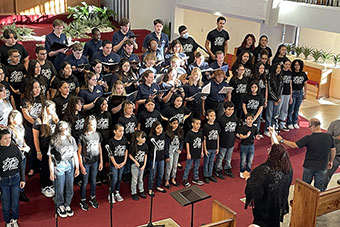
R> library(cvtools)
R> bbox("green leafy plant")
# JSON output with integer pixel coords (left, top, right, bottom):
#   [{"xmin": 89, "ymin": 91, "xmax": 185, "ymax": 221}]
[
  {"xmin": 286, "ymin": 44, "xmax": 294, "ymax": 55},
  {"xmin": 312, "ymin": 49, "xmax": 323, "ymax": 62},
  {"xmin": 66, "ymin": 2, "xmax": 116, "ymax": 38},
  {"xmin": 63, "ymin": 21, "xmax": 89, "ymax": 38},
  {"xmin": 162, "ymin": 21, "xmax": 171, "ymax": 39},
  {"xmin": 302, "ymin": 46, "xmax": 313, "ymax": 60},
  {"xmin": 1, "ymin": 23, "xmax": 35, "ymax": 41},
  {"xmin": 332, "ymin": 54, "xmax": 340, "ymax": 67},
  {"xmin": 321, "ymin": 50, "xmax": 332, "ymax": 63},
  {"xmin": 293, "ymin": 46, "xmax": 303, "ymax": 58}
]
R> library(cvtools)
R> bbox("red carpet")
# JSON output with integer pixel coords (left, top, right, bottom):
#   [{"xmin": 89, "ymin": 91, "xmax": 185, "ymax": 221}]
[{"xmin": 0, "ymin": 117, "xmax": 311, "ymax": 227}]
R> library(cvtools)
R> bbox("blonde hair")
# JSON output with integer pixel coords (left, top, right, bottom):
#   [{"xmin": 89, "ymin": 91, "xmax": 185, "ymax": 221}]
[
  {"xmin": 40, "ymin": 100, "xmax": 59, "ymax": 138},
  {"xmin": 143, "ymin": 53, "xmax": 156, "ymax": 63},
  {"xmin": 188, "ymin": 67, "xmax": 203, "ymax": 87},
  {"xmin": 111, "ymin": 80, "xmax": 127, "ymax": 96},
  {"xmin": 8, "ymin": 110, "xmax": 24, "ymax": 141}
]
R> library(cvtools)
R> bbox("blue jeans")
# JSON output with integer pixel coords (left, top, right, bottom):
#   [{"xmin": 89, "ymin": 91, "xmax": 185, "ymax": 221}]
[
  {"xmin": 182, "ymin": 158, "xmax": 200, "ymax": 181},
  {"xmin": 148, "ymin": 160, "xmax": 164, "ymax": 190},
  {"xmin": 278, "ymin": 94, "xmax": 291, "ymax": 126},
  {"xmin": 81, "ymin": 162, "xmax": 98, "ymax": 199},
  {"xmin": 265, "ymin": 100, "xmax": 279, "ymax": 131},
  {"xmin": 0, "ymin": 172, "xmax": 20, "ymax": 223},
  {"xmin": 54, "ymin": 163, "xmax": 74, "ymax": 207},
  {"xmin": 203, "ymin": 149, "xmax": 216, "ymax": 177},
  {"xmin": 215, "ymin": 147, "xmax": 234, "ymax": 172},
  {"xmin": 302, "ymin": 167, "xmax": 327, "ymax": 191},
  {"xmin": 110, "ymin": 164, "xmax": 125, "ymax": 194},
  {"xmin": 240, "ymin": 144, "xmax": 255, "ymax": 172},
  {"xmin": 287, "ymin": 90, "xmax": 304, "ymax": 125}
]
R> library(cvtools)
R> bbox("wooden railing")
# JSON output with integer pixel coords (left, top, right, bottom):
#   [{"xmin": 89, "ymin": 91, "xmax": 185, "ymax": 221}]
[{"xmin": 285, "ymin": 0, "xmax": 340, "ymax": 7}]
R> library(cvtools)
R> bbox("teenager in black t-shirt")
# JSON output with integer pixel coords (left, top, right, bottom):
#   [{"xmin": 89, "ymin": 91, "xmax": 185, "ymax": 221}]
[
  {"xmin": 253, "ymin": 35, "xmax": 273, "ymax": 64},
  {"xmin": 63, "ymin": 96, "xmax": 85, "ymax": 143},
  {"xmin": 236, "ymin": 113, "xmax": 261, "ymax": 178},
  {"xmin": 231, "ymin": 50, "xmax": 253, "ymax": 78},
  {"xmin": 177, "ymin": 25, "xmax": 199, "ymax": 65},
  {"xmin": 203, "ymin": 110, "xmax": 220, "ymax": 183},
  {"xmin": 129, "ymin": 131, "xmax": 148, "ymax": 200},
  {"xmin": 205, "ymin": 16, "xmax": 230, "ymax": 63},
  {"xmin": 182, "ymin": 118, "xmax": 204, "ymax": 187},
  {"xmin": 148, "ymin": 121, "xmax": 167, "ymax": 194},
  {"xmin": 216, "ymin": 102, "xmax": 238, "ymax": 178},
  {"xmin": 117, "ymin": 101, "xmax": 137, "ymax": 142},
  {"xmin": 52, "ymin": 81, "xmax": 72, "ymax": 119},
  {"xmin": 0, "ymin": 66, "xmax": 15, "ymax": 108},
  {"xmin": 107, "ymin": 124, "xmax": 128, "ymax": 202},
  {"xmin": 229, "ymin": 64, "xmax": 248, "ymax": 119},
  {"xmin": 137, "ymin": 99, "xmax": 163, "ymax": 136},
  {"xmin": 287, "ymin": 59, "xmax": 308, "ymax": 129},
  {"xmin": 236, "ymin": 34, "xmax": 256, "ymax": 58},
  {"xmin": 35, "ymin": 46, "xmax": 57, "ymax": 81},
  {"xmin": 162, "ymin": 94, "xmax": 191, "ymax": 126},
  {"xmin": 278, "ymin": 59, "xmax": 292, "ymax": 131},
  {"xmin": 272, "ymin": 44, "xmax": 289, "ymax": 66}
]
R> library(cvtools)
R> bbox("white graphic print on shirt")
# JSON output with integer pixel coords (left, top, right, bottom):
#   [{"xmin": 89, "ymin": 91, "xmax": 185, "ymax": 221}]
[
  {"xmin": 224, "ymin": 122, "xmax": 237, "ymax": 132},
  {"xmin": 208, "ymin": 130, "xmax": 218, "ymax": 141},
  {"xmin": 97, "ymin": 118, "xmax": 109, "ymax": 130},
  {"xmin": 29, "ymin": 103, "xmax": 42, "ymax": 119},
  {"xmin": 182, "ymin": 44, "xmax": 193, "ymax": 53},
  {"xmin": 135, "ymin": 150, "xmax": 145, "ymax": 163},
  {"xmin": 2, "ymin": 157, "xmax": 19, "ymax": 172},
  {"xmin": 293, "ymin": 76, "xmax": 305, "ymax": 84},
  {"xmin": 75, "ymin": 118, "xmax": 85, "ymax": 130},
  {"xmin": 247, "ymin": 99, "xmax": 259, "ymax": 110},
  {"xmin": 193, "ymin": 137, "xmax": 202, "ymax": 149},
  {"xmin": 9, "ymin": 71, "xmax": 24, "ymax": 83},
  {"xmin": 145, "ymin": 117, "xmax": 157, "ymax": 128},
  {"xmin": 172, "ymin": 113, "xmax": 184, "ymax": 124},
  {"xmin": 214, "ymin": 37, "xmax": 225, "ymax": 46},
  {"xmin": 236, "ymin": 84, "xmax": 247, "ymax": 94},
  {"xmin": 59, "ymin": 145, "xmax": 75, "ymax": 161},
  {"xmin": 114, "ymin": 145, "xmax": 126, "ymax": 156},
  {"xmin": 125, "ymin": 122, "xmax": 136, "ymax": 134},
  {"xmin": 41, "ymin": 68, "xmax": 52, "ymax": 80}
]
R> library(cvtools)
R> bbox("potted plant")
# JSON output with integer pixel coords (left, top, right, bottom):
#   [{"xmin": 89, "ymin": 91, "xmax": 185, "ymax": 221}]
[
  {"xmin": 302, "ymin": 46, "xmax": 313, "ymax": 60},
  {"xmin": 1, "ymin": 23, "xmax": 35, "ymax": 41},
  {"xmin": 286, "ymin": 44, "xmax": 294, "ymax": 55},
  {"xmin": 321, "ymin": 50, "xmax": 332, "ymax": 64},
  {"xmin": 332, "ymin": 54, "xmax": 340, "ymax": 67},
  {"xmin": 66, "ymin": 2, "xmax": 116, "ymax": 38},
  {"xmin": 293, "ymin": 46, "xmax": 303, "ymax": 58},
  {"xmin": 312, "ymin": 49, "xmax": 323, "ymax": 63}
]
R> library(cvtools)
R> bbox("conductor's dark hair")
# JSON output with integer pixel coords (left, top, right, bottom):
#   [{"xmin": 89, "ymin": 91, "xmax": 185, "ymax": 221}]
[{"xmin": 267, "ymin": 144, "xmax": 292, "ymax": 174}]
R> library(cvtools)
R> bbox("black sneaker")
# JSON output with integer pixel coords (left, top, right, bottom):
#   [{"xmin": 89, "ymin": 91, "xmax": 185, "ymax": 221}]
[
  {"xmin": 89, "ymin": 197, "xmax": 99, "ymax": 209},
  {"xmin": 209, "ymin": 176, "xmax": 217, "ymax": 183},
  {"xmin": 132, "ymin": 194, "xmax": 139, "ymax": 201},
  {"xmin": 65, "ymin": 206, "xmax": 74, "ymax": 217},
  {"xmin": 224, "ymin": 169, "xmax": 235, "ymax": 178},
  {"xmin": 215, "ymin": 171, "xmax": 226, "ymax": 179},
  {"xmin": 57, "ymin": 205, "xmax": 67, "ymax": 218},
  {"xmin": 183, "ymin": 180, "xmax": 191, "ymax": 188},
  {"xmin": 80, "ymin": 199, "xmax": 89, "ymax": 211},
  {"xmin": 281, "ymin": 125, "xmax": 290, "ymax": 132},
  {"xmin": 203, "ymin": 177, "xmax": 210, "ymax": 184},
  {"xmin": 192, "ymin": 179, "xmax": 204, "ymax": 186},
  {"xmin": 19, "ymin": 192, "xmax": 29, "ymax": 202},
  {"xmin": 139, "ymin": 192, "xmax": 146, "ymax": 199}
]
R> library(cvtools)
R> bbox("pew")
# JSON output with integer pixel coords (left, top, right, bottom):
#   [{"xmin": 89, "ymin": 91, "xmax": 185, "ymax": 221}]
[
  {"xmin": 290, "ymin": 178, "xmax": 340, "ymax": 227},
  {"xmin": 201, "ymin": 200, "xmax": 237, "ymax": 227}
]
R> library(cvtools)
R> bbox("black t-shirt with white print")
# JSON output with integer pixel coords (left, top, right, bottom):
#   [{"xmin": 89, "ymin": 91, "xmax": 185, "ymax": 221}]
[
  {"xmin": 185, "ymin": 130, "xmax": 203, "ymax": 159},
  {"xmin": 107, "ymin": 136, "xmax": 128, "ymax": 165},
  {"xmin": 137, "ymin": 109, "xmax": 162, "ymax": 136},
  {"xmin": 0, "ymin": 80, "xmax": 13, "ymax": 100},
  {"xmin": 68, "ymin": 113, "xmax": 85, "ymax": 142},
  {"xmin": 282, "ymin": 69, "xmax": 292, "ymax": 95},
  {"xmin": 206, "ymin": 29, "xmax": 230, "ymax": 55},
  {"xmin": 79, "ymin": 132, "xmax": 102, "ymax": 164},
  {"xmin": 6, "ymin": 63, "xmax": 26, "ymax": 90},
  {"xmin": 52, "ymin": 94, "xmax": 72, "ymax": 119},
  {"xmin": 242, "ymin": 93, "xmax": 264, "ymax": 116},
  {"xmin": 162, "ymin": 105, "xmax": 191, "ymax": 125},
  {"xmin": 21, "ymin": 96, "xmax": 43, "ymax": 126},
  {"xmin": 148, "ymin": 133, "xmax": 166, "ymax": 161},
  {"xmin": 117, "ymin": 115, "xmax": 137, "ymax": 142},
  {"xmin": 94, "ymin": 111, "xmax": 113, "ymax": 141},
  {"xmin": 51, "ymin": 74, "xmax": 79, "ymax": 96},
  {"xmin": 129, "ymin": 143, "xmax": 148, "ymax": 167},
  {"xmin": 237, "ymin": 124, "xmax": 259, "ymax": 145},
  {"xmin": 291, "ymin": 71, "xmax": 308, "ymax": 91},
  {"xmin": 229, "ymin": 76, "xmax": 248, "ymax": 109},
  {"xmin": 203, "ymin": 122, "xmax": 221, "ymax": 150},
  {"xmin": 40, "ymin": 60, "xmax": 57, "ymax": 81},
  {"xmin": 217, "ymin": 114, "xmax": 238, "ymax": 148}
]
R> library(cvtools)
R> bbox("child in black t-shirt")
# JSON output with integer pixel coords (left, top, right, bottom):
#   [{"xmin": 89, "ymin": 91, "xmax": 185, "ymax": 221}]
[
  {"xmin": 106, "ymin": 124, "xmax": 128, "ymax": 203},
  {"xmin": 129, "ymin": 130, "xmax": 148, "ymax": 201},
  {"xmin": 203, "ymin": 110, "xmax": 220, "ymax": 183},
  {"xmin": 117, "ymin": 100, "xmax": 137, "ymax": 142},
  {"xmin": 148, "ymin": 121, "xmax": 167, "ymax": 195},
  {"xmin": 137, "ymin": 98, "xmax": 164, "ymax": 136},
  {"xmin": 182, "ymin": 118, "xmax": 204, "ymax": 187},
  {"xmin": 236, "ymin": 113, "xmax": 261, "ymax": 179},
  {"xmin": 78, "ymin": 115, "xmax": 103, "ymax": 211}
]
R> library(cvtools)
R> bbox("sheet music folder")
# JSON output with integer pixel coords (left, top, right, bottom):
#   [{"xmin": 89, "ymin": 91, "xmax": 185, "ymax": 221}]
[{"xmin": 170, "ymin": 185, "xmax": 211, "ymax": 207}]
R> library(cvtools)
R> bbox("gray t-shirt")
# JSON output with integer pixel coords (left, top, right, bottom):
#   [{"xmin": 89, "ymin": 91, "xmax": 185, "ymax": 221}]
[{"xmin": 78, "ymin": 132, "xmax": 102, "ymax": 164}]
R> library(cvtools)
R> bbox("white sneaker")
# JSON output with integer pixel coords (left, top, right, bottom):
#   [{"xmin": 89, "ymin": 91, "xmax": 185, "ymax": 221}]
[
  {"xmin": 240, "ymin": 172, "xmax": 244, "ymax": 179},
  {"xmin": 294, "ymin": 124, "xmax": 300, "ymax": 129},
  {"xmin": 263, "ymin": 131, "xmax": 271, "ymax": 137},
  {"xmin": 288, "ymin": 125, "xmax": 294, "ymax": 130},
  {"xmin": 115, "ymin": 191, "xmax": 124, "ymax": 202},
  {"xmin": 11, "ymin": 219, "xmax": 19, "ymax": 227},
  {"xmin": 49, "ymin": 186, "xmax": 55, "ymax": 194},
  {"xmin": 5, "ymin": 222, "xmax": 11, "ymax": 227},
  {"xmin": 41, "ymin": 186, "xmax": 54, "ymax": 197},
  {"xmin": 108, "ymin": 193, "xmax": 115, "ymax": 204}
]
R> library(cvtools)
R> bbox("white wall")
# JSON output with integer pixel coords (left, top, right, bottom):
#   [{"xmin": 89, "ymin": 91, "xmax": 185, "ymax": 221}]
[
  {"xmin": 299, "ymin": 28, "xmax": 340, "ymax": 54},
  {"xmin": 129, "ymin": 0, "xmax": 174, "ymax": 31}
]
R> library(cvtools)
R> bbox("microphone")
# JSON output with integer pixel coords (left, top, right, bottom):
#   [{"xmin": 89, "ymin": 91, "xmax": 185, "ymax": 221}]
[
  {"xmin": 150, "ymin": 138, "xmax": 160, "ymax": 150},
  {"xmin": 105, "ymin": 144, "xmax": 113, "ymax": 156}
]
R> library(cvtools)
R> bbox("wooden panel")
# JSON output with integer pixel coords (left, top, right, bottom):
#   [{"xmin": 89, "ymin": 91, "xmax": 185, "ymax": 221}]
[
  {"xmin": 304, "ymin": 65, "xmax": 322, "ymax": 84},
  {"xmin": 290, "ymin": 179, "xmax": 319, "ymax": 227},
  {"xmin": 211, "ymin": 200, "xmax": 236, "ymax": 227},
  {"xmin": 317, "ymin": 186, "xmax": 340, "ymax": 216},
  {"xmin": 0, "ymin": 0, "xmax": 15, "ymax": 14}
]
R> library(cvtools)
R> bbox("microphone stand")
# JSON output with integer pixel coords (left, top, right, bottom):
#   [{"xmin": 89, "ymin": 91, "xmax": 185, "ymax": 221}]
[
  {"xmin": 146, "ymin": 143, "xmax": 164, "ymax": 227},
  {"xmin": 105, "ymin": 145, "xmax": 114, "ymax": 227},
  {"xmin": 51, "ymin": 155, "xmax": 58, "ymax": 227}
]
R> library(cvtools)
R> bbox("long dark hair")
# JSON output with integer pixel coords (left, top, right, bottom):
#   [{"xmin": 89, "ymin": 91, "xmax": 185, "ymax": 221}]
[
  {"xmin": 116, "ymin": 58, "xmax": 134, "ymax": 81},
  {"xmin": 240, "ymin": 34, "xmax": 256, "ymax": 50},
  {"xmin": 130, "ymin": 130, "xmax": 147, "ymax": 153},
  {"xmin": 166, "ymin": 118, "xmax": 183, "ymax": 140},
  {"xmin": 232, "ymin": 50, "xmax": 252, "ymax": 75},
  {"xmin": 27, "ymin": 59, "xmax": 41, "ymax": 78},
  {"xmin": 149, "ymin": 121, "xmax": 162, "ymax": 137},
  {"xmin": 252, "ymin": 62, "xmax": 266, "ymax": 81},
  {"xmin": 274, "ymin": 44, "xmax": 287, "ymax": 59},
  {"xmin": 291, "ymin": 59, "xmax": 304, "ymax": 72},
  {"xmin": 23, "ymin": 79, "xmax": 46, "ymax": 106},
  {"xmin": 63, "ymin": 96, "xmax": 84, "ymax": 125},
  {"xmin": 266, "ymin": 144, "xmax": 292, "ymax": 173}
]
